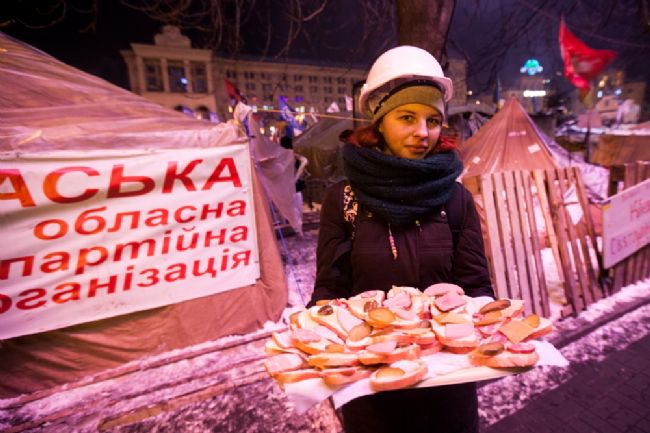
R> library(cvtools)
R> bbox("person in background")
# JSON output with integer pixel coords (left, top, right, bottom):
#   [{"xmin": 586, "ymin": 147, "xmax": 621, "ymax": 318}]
[
  {"xmin": 280, "ymin": 135, "xmax": 309, "ymax": 208},
  {"xmin": 308, "ymin": 46, "xmax": 494, "ymax": 433}
]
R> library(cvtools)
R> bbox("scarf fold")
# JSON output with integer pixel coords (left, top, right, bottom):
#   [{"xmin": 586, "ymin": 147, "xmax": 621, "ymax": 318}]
[{"xmin": 342, "ymin": 143, "xmax": 464, "ymax": 226}]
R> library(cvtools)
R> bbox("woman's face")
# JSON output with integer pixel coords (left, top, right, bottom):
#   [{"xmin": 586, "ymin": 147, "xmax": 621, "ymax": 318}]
[{"xmin": 378, "ymin": 103, "xmax": 442, "ymax": 160}]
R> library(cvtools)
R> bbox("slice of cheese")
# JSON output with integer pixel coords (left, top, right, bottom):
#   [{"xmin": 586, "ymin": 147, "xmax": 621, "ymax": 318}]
[
  {"xmin": 498, "ymin": 319, "xmax": 535, "ymax": 343},
  {"xmin": 434, "ymin": 312, "xmax": 471, "ymax": 325}
]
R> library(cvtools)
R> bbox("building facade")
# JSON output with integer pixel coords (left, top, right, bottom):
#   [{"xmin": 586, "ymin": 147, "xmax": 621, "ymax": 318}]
[
  {"xmin": 121, "ymin": 26, "xmax": 468, "ymax": 123},
  {"xmin": 120, "ymin": 26, "xmax": 217, "ymax": 120}
]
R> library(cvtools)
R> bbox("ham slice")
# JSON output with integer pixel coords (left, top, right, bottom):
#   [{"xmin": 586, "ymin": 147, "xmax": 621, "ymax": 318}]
[
  {"xmin": 506, "ymin": 341, "xmax": 536, "ymax": 354},
  {"xmin": 272, "ymin": 331, "xmax": 294, "ymax": 349},
  {"xmin": 383, "ymin": 292, "xmax": 412, "ymax": 309},
  {"xmin": 291, "ymin": 328, "xmax": 322, "ymax": 343},
  {"xmin": 424, "ymin": 283, "xmax": 464, "ymax": 297},
  {"xmin": 264, "ymin": 353, "xmax": 306, "ymax": 375},
  {"xmin": 444, "ymin": 323, "xmax": 474, "ymax": 340},
  {"xmin": 367, "ymin": 340, "xmax": 398, "ymax": 354},
  {"xmin": 393, "ymin": 307, "xmax": 418, "ymax": 321},
  {"xmin": 314, "ymin": 325, "xmax": 344, "ymax": 344},
  {"xmin": 337, "ymin": 306, "xmax": 364, "ymax": 333},
  {"xmin": 434, "ymin": 291, "xmax": 467, "ymax": 312},
  {"xmin": 476, "ymin": 322, "xmax": 502, "ymax": 337}
]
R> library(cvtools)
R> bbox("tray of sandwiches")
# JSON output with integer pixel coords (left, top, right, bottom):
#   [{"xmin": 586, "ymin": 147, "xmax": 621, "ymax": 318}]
[{"xmin": 263, "ymin": 284, "xmax": 568, "ymax": 413}]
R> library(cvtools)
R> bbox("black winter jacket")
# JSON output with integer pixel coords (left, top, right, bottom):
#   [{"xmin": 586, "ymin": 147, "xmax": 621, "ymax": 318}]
[
  {"xmin": 310, "ymin": 180, "xmax": 494, "ymax": 304},
  {"xmin": 308, "ymin": 180, "xmax": 494, "ymax": 433}
]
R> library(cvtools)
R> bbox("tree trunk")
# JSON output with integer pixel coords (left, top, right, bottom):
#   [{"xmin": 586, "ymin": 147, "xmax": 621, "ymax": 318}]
[{"xmin": 395, "ymin": 0, "xmax": 456, "ymax": 62}]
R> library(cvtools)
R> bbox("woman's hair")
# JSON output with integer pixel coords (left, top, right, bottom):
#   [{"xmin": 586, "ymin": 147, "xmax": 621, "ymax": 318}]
[{"xmin": 346, "ymin": 122, "xmax": 457, "ymax": 155}]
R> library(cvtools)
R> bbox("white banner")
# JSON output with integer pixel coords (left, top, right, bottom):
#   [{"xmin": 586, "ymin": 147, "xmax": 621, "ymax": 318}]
[
  {"xmin": 602, "ymin": 177, "xmax": 650, "ymax": 268},
  {"xmin": 0, "ymin": 146, "xmax": 259, "ymax": 339}
]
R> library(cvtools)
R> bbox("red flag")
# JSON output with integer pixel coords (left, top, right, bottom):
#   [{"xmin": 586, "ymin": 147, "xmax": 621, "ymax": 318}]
[
  {"xmin": 558, "ymin": 17, "xmax": 617, "ymax": 92},
  {"xmin": 223, "ymin": 79, "xmax": 241, "ymax": 104}
]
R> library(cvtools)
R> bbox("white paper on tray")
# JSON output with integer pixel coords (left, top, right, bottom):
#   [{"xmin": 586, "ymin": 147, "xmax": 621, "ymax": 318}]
[{"xmin": 285, "ymin": 340, "xmax": 568, "ymax": 414}]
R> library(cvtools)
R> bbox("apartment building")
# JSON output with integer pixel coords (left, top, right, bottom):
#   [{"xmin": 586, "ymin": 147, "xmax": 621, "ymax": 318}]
[
  {"xmin": 121, "ymin": 26, "xmax": 468, "ymax": 122},
  {"xmin": 120, "ymin": 26, "xmax": 217, "ymax": 120},
  {"xmin": 217, "ymin": 56, "xmax": 366, "ymax": 117}
]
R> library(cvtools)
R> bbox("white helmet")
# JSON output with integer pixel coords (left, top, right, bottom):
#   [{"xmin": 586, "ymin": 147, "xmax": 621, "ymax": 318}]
[{"xmin": 359, "ymin": 46, "xmax": 454, "ymax": 117}]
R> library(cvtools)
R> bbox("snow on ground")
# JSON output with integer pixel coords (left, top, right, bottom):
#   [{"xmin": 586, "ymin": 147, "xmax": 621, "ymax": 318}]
[
  {"xmin": 477, "ymin": 280, "xmax": 650, "ymax": 429},
  {"xmin": 1, "ymin": 218, "xmax": 647, "ymax": 433},
  {"xmin": 276, "ymin": 224, "xmax": 650, "ymax": 430}
]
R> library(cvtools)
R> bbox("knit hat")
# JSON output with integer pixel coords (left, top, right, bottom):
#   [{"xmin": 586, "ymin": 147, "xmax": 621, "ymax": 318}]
[{"xmin": 368, "ymin": 83, "xmax": 445, "ymax": 123}]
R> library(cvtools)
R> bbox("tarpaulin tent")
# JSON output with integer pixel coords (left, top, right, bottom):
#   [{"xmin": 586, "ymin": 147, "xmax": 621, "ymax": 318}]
[
  {"xmin": 459, "ymin": 97, "xmax": 560, "ymax": 177},
  {"xmin": 0, "ymin": 32, "xmax": 290, "ymax": 397},
  {"xmin": 293, "ymin": 113, "xmax": 354, "ymax": 181},
  {"xmin": 459, "ymin": 97, "xmax": 609, "ymax": 201}
]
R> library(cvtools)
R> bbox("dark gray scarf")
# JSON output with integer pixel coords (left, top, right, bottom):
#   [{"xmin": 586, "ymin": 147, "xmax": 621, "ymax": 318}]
[{"xmin": 342, "ymin": 143, "xmax": 463, "ymax": 226}]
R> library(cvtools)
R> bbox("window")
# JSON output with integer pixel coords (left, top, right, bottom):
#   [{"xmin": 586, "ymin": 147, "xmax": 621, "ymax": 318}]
[
  {"xmin": 143, "ymin": 58, "xmax": 163, "ymax": 91},
  {"xmin": 245, "ymin": 83, "xmax": 257, "ymax": 91},
  {"xmin": 294, "ymin": 74, "xmax": 303, "ymax": 81},
  {"xmin": 338, "ymin": 86, "xmax": 347, "ymax": 94},
  {"xmin": 244, "ymin": 71, "xmax": 256, "ymax": 79},
  {"xmin": 337, "ymin": 77, "xmax": 346, "ymax": 84},
  {"xmin": 226, "ymin": 70, "xmax": 237, "ymax": 79},
  {"xmin": 324, "ymin": 86, "xmax": 333, "ymax": 93},
  {"xmin": 308, "ymin": 75, "xmax": 318, "ymax": 83},
  {"xmin": 277, "ymin": 73, "xmax": 287, "ymax": 81},
  {"xmin": 262, "ymin": 83, "xmax": 273, "ymax": 92},
  {"xmin": 190, "ymin": 62, "xmax": 208, "ymax": 93},
  {"xmin": 261, "ymin": 72, "xmax": 272, "ymax": 80},
  {"xmin": 168, "ymin": 61, "xmax": 187, "ymax": 93},
  {"xmin": 295, "ymin": 85, "xmax": 304, "ymax": 92},
  {"xmin": 309, "ymin": 86, "xmax": 319, "ymax": 93},
  {"xmin": 323, "ymin": 77, "xmax": 332, "ymax": 84}
]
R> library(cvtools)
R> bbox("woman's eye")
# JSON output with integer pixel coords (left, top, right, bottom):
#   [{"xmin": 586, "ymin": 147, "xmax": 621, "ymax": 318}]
[
  {"xmin": 399, "ymin": 115, "xmax": 414, "ymax": 122},
  {"xmin": 427, "ymin": 118, "xmax": 441, "ymax": 127}
]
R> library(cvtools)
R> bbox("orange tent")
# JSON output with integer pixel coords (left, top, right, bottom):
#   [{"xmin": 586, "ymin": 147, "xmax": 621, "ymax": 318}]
[{"xmin": 459, "ymin": 97, "xmax": 559, "ymax": 178}]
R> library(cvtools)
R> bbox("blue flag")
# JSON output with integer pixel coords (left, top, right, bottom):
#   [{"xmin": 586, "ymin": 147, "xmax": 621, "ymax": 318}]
[{"xmin": 278, "ymin": 96, "xmax": 305, "ymax": 137}]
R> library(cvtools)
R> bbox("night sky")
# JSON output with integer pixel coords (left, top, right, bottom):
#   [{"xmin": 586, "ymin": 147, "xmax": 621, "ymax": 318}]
[{"xmin": 2, "ymin": 0, "xmax": 650, "ymax": 98}]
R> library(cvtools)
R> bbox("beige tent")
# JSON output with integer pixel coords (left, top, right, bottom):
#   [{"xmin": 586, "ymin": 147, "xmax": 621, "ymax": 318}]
[
  {"xmin": 294, "ymin": 113, "xmax": 353, "ymax": 180},
  {"xmin": 0, "ymin": 32, "xmax": 289, "ymax": 397},
  {"xmin": 459, "ymin": 97, "xmax": 559, "ymax": 178}
]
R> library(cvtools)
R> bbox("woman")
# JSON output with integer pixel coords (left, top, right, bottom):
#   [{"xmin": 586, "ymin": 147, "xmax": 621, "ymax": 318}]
[{"xmin": 308, "ymin": 46, "xmax": 494, "ymax": 433}]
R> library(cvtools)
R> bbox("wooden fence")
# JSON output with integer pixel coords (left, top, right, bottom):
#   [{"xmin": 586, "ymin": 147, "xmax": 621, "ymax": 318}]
[
  {"xmin": 463, "ymin": 167, "xmax": 604, "ymax": 319},
  {"xmin": 606, "ymin": 161, "xmax": 650, "ymax": 292}
]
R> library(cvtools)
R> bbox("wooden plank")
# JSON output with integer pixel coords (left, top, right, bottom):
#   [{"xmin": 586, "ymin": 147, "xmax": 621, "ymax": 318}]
[
  {"xmin": 571, "ymin": 166, "xmax": 605, "ymax": 298},
  {"xmin": 513, "ymin": 170, "xmax": 539, "ymax": 316},
  {"xmin": 522, "ymin": 172, "xmax": 550, "ymax": 317},
  {"xmin": 642, "ymin": 245, "xmax": 650, "ymax": 279},
  {"xmin": 493, "ymin": 173, "xmax": 518, "ymax": 300},
  {"xmin": 574, "ymin": 221, "xmax": 598, "ymax": 304},
  {"xmin": 546, "ymin": 169, "xmax": 583, "ymax": 315},
  {"xmin": 632, "ymin": 163, "xmax": 649, "ymax": 281},
  {"xmin": 609, "ymin": 164, "xmax": 626, "ymax": 294},
  {"xmin": 503, "ymin": 171, "xmax": 528, "ymax": 303},
  {"xmin": 632, "ymin": 162, "xmax": 650, "ymax": 283},
  {"xmin": 479, "ymin": 175, "xmax": 508, "ymax": 298},
  {"xmin": 607, "ymin": 164, "xmax": 625, "ymax": 196},
  {"xmin": 556, "ymin": 168, "xmax": 592, "ymax": 307},
  {"xmin": 567, "ymin": 168, "xmax": 601, "ymax": 302},
  {"xmin": 532, "ymin": 169, "xmax": 565, "ymax": 284},
  {"xmin": 622, "ymin": 163, "xmax": 639, "ymax": 286},
  {"xmin": 639, "ymin": 163, "xmax": 650, "ymax": 280}
]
